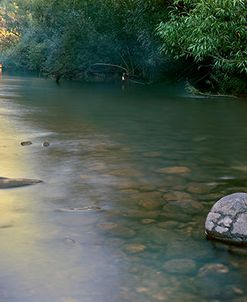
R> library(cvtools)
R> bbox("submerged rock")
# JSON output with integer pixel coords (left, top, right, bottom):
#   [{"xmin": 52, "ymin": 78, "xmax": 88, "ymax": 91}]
[
  {"xmin": 163, "ymin": 258, "xmax": 196, "ymax": 274},
  {"xmin": 0, "ymin": 177, "xmax": 42, "ymax": 189},
  {"xmin": 198, "ymin": 263, "xmax": 229, "ymax": 277},
  {"xmin": 124, "ymin": 243, "xmax": 146, "ymax": 253},
  {"xmin": 205, "ymin": 193, "xmax": 247, "ymax": 245}
]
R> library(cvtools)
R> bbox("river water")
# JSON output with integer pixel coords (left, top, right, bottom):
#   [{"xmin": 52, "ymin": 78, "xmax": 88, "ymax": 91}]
[{"xmin": 0, "ymin": 74, "xmax": 247, "ymax": 302}]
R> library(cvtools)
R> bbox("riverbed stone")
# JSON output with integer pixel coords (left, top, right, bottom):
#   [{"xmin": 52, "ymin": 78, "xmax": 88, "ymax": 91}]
[
  {"xmin": 163, "ymin": 191, "xmax": 192, "ymax": 202},
  {"xmin": 205, "ymin": 193, "xmax": 247, "ymax": 244},
  {"xmin": 141, "ymin": 218, "xmax": 156, "ymax": 225},
  {"xmin": 124, "ymin": 243, "xmax": 146, "ymax": 253},
  {"xmin": 186, "ymin": 183, "xmax": 212, "ymax": 194},
  {"xmin": 138, "ymin": 199, "xmax": 162, "ymax": 210},
  {"xmin": 163, "ymin": 258, "xmax": 196, "ymax": 274},
  {"xmin": 0, "ymin": 177, "xmax": 42, "ymax": 189},
  {"xmin": 198, "ymin": 263, "xmax": 229, "ymax": 276},
  {"xmin": 99, "ymin": 223, "xmax": 136, "ymax": 238}
]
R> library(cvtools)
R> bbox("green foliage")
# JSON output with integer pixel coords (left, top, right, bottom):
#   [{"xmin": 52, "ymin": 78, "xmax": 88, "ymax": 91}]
[
  {"xmin": 0, "ymin": 0, "xmax": 170, "ymax": 81},
  {"xmin": 0, "ymin": 0, "xmax": 20, "ymax": 51},
  {"xmin": 157, "ymin": 0, "xmax": 247, "ymax": 94},
  {"xmin": 1, "ymin": 0, "xmax": 246, "ymax": 94}
]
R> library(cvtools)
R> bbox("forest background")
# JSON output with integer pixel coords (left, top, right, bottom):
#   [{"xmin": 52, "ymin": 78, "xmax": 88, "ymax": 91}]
[{"xmin": 0, "ymin": 0, "xmax": 246, "ymax": 95}]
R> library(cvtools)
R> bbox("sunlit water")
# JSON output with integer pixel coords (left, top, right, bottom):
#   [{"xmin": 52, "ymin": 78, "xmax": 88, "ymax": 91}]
[{"xmin": 0, "ymin": 74, "xmax": 247, "ymax": 302}]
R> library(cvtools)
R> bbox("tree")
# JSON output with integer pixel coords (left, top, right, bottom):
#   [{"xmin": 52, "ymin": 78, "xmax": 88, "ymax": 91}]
[
  {"xmin": 157, "ymin": 0, "xmax": 247, "ymax": 94},
  {"xmin": 0, "ymin": 0, "xmax": 20, "ymax": 51},
  {"xmin": 0, "ymin": 0, "xmax": 170, "ymax": 82}
]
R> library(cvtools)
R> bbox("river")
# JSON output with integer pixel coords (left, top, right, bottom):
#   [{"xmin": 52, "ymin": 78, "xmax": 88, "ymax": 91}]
[{"xmin": 0, "ymin": 74, "xmax": 247, "ymax": 302}]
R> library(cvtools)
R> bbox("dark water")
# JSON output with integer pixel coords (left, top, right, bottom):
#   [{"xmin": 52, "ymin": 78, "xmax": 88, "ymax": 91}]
[{"xmin": 1, "ymin": 74, "xmax": 247, "ymax": 302}]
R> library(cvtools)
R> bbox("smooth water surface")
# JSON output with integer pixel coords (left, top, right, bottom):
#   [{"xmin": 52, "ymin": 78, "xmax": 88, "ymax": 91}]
[{"xmin": 1, "ymin": 74, "xmax": 247, "ymax": 302}]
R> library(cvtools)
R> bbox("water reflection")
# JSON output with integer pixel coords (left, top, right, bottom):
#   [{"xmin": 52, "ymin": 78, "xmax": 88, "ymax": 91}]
[{"xmin": 0, "ymin": 75, "xmax": 247, "ymax": 301}]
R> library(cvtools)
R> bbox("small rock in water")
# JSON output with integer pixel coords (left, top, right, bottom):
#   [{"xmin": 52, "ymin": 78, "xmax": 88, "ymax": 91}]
[
  {"xmin": 42, "ymin": 141, "xmax": 50, "ymax": 147},
  {"xmin": 205, "ymin": 193, "xmax": 247, "ymax": 245},
  {"xmin": 20, "ymin": 141, "xmax": 32, "ymax": 146}
]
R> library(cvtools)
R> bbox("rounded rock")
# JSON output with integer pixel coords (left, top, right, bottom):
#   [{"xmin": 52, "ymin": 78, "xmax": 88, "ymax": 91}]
[
  {"xmin": 205, "ymin": 193, "xmax": 247, "ymax": 245},
  {"xmin": 42, "ymin": 141, "xmax": 50, "ymax": 147}
]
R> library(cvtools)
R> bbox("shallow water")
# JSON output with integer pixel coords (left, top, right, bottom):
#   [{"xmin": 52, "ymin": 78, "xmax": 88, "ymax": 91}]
[{"xmin": 1, "ymin": 74, "xmax": 247, "ymax": 302}]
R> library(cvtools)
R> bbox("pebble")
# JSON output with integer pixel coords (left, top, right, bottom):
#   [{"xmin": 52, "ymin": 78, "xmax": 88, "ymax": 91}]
[
  {"xmin": 20, "ymin": 141, "xmax": 32, "ymax": 146},
  {"xmin": 42, "ymin": 141, "xmax": 50, "ymax": 147}
]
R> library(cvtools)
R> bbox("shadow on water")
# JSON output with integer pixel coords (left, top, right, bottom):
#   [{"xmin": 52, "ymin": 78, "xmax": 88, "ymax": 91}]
[{"xmin": 1, "ymin": 74, "xmax": 247, "ymax": 301}]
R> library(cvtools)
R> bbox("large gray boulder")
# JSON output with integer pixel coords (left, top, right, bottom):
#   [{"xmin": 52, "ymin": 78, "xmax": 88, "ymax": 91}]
[{"xmin": 205, "ymin": 193, "xmax": 247, "ymax": 245}]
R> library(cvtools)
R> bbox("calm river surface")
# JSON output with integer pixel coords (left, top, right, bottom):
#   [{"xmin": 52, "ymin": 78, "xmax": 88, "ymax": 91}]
[{"xmin": 1, "ymin": 74, "xmax": 247, "ymax": 302}]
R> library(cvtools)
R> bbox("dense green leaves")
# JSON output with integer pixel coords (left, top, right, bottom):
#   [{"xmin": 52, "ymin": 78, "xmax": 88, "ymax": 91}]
[
  {"xmin": 0, "ymin": 0, "xmax": 169, "ymax": 81},
  {"xmin": 158, "ymin": 0, "xmax": 247, "ymax": 94}
]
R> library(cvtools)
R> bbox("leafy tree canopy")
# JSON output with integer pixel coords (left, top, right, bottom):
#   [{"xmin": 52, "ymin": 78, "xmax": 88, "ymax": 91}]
[{"xmin": 157, "ymin": 0, "xmax": 247, "ymax": 94}]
